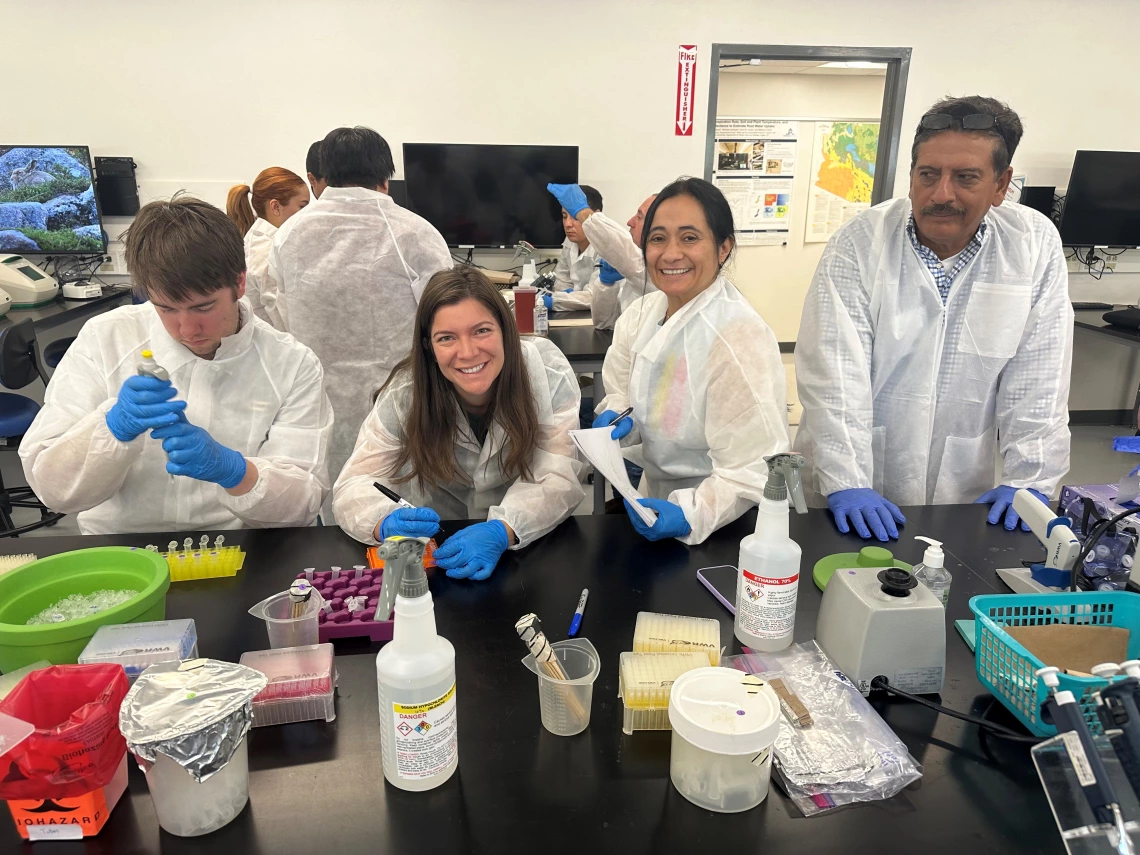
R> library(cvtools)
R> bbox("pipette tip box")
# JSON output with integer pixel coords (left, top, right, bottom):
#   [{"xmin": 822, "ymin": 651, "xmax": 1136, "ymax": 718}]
[
  {"xmin": 632, "ymin": 611, "xmax": 722, "ymax": 666},
  {"xmin": 78, "ymin": 619, "xmax": 198, "ymax": 681},
  {"xmin": 240, "ymin": 643, "xmax": 337, "ymax": 727},
  {"xmin": 618, "ymin": 651, "xmax": 709, "ymax": 734}
]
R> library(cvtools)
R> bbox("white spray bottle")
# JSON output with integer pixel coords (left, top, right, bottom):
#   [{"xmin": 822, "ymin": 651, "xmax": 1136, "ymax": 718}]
[
  {"xmin": 376, "ymin": 537, "xmax": 458, "ymax": 791},
  {"xmin": 734, "ymin": 453, "xmax": 808, "ymax": 652}
]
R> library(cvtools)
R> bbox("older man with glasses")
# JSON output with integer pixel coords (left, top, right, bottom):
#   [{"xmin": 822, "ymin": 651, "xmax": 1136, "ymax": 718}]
[{"xmin": 793, "ymin": 95, "xmax": 1072, "ymax": 541}]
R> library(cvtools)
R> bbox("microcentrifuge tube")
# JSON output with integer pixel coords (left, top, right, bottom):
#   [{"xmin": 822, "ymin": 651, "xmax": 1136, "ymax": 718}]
[
  {"xmin": 183, "ymin": 538, "xmax": 193, "ymax": 551},
  {"xmin": 353, "ymin": 564, "xmax": 365, "ymax": 580},
  {"xmin": 304, "ymin": 567, "xmax": 316, "ymax": 582},
  {"xmin": 215, "ymin": 535, "xmax": 225, "ymax": 549},
  {"xmin": 200, "ymin": 535, "xmax": 209, "ymax": 550},
  {"xmin": 331, "ymin": 566, "xmax": 342, "ymax": 580},
  {"xmin": 146, "ymin": 544, "xmax": 159, "ymax": 552},
  {"xmin": 168, "ymin": 540, "xmax": 178, "ymax": 553}
]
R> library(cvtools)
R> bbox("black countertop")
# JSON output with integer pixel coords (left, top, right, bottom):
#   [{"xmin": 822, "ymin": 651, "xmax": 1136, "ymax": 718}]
[{"xmin": 0, "ymin": 506, "xmax": 1060, "ymax": 854}]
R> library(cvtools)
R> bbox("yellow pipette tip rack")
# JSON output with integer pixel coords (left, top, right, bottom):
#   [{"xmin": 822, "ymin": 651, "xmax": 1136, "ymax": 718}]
[
  {"xmin": 162, "ymin": 543, "xmax": 246, "ymax": 582},
  {"xmin": 631, "ymin": 611, "xmax": 722, "ymax": 666},
  {"xmin": 618, "ymin": 651, "xmax": 709, "ymax": 734}
]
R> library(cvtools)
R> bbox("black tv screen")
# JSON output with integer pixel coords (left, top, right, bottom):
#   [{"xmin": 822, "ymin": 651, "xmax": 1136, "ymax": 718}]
[
  {"xmin": 0, "ymin": 146, "xmax": 106, "ymax": 254},
  {"xmin": 403, "ymin": 144, "xmax": 578, "ymax": 248},
  {"xmin": 1058, "ymin": 151, "xmax": 1140, "ymax": 247}
]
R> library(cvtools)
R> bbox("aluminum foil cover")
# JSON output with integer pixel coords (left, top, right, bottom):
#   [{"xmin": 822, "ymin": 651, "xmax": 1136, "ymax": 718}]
[{"xmin": 119, "ymin": 659, "xmax": 268, "ymax": 782}]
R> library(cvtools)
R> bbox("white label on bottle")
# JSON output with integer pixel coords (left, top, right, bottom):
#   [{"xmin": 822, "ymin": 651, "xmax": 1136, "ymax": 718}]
[
  {"xmin": 1060, "ymin": 731, "xmax": 1097, "ymax": 787},
  {"xmin": 737, "ymin": 568, "xmax": 799, "ymax": 638},
  {"xmin": 894, "ymin": 667, "xmax": 944, "ymax": 694},
  {"xmin": 391, "ymin": 683, "xmax": 458, "ymax": 780}
]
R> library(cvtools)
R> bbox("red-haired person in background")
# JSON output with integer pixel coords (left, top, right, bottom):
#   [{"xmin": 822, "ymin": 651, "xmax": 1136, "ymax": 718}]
[{"xmin": 226, "ymin": 168, "xmax": 309, "ymax": 329}]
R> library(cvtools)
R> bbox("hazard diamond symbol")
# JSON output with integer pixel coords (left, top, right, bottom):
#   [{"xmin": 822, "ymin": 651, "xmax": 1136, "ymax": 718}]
[{"xmin": 397, "ymin": 722, "xmax": 413, "ymax": 736}]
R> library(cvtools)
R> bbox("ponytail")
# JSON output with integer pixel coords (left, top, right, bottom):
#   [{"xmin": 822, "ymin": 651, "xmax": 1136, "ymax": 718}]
[{"xmin": 225, "ymin": 184, "xmax": 256, "ymax": 236}]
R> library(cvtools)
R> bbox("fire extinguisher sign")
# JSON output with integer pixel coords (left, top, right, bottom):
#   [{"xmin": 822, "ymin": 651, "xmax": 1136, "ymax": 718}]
[{"xmin": 675, "ymin": 45, "xmax": 698, "ymax": 136}]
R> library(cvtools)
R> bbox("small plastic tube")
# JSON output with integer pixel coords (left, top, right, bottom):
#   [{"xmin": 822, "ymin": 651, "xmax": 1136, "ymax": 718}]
[
  {"xmin": 183, "ymin": 537, "xmax": 193, "ymax": 551},
  {"xmin": 304, "ymin": 567, "xmax": 316, "ymax": 582},
  {"xmin": 354, "ymin": 565, "xmax": 366, "ymax": 580},
  {"xmin": 215, "ymin": 535, "xmax": 225, "ymax": 549},
  {"xmin": 168, "ymin": 540, "xmax": 178, "ymax": 553},
  {"xmin": 331, "ymin": 566, "xmax": 342, "ymax": 581}
]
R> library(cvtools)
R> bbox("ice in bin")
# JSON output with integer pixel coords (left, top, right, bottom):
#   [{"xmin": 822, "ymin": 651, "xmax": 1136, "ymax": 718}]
[
  {"xmin": 79, "ymin": 619, "xmax": 198, "ymax": 681},
  {"xmin": 239, "ymin": 643, "xmax": 337, "ymax": 727}
]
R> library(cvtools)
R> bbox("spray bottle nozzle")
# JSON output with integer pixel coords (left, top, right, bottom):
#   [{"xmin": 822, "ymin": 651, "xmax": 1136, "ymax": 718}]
[
  {"xmin": 764, "ymin": 453, "xmax": 807, "ymax": 514},
  {"xmin": 378, "ymin": 536, "xmax": 431, "ymax": 599}
]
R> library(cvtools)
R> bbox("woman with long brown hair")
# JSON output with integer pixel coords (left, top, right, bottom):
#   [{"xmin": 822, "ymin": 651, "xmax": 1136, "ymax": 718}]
[
  {"xmin": 225, "ymin": 167, "xmax": 309, "ymax": 328},
  {"xmin": 333, "ymin": 266, "xmax": 584, "ymax": 580}
]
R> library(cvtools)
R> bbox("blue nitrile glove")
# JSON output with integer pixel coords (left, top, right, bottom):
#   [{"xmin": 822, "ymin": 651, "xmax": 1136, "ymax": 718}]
[
  {"xmin": 543, "ymin": 293, "xmax": 553, "ymax": 310},
  {"xmin": 975, "ymin": 485, "xmax": 1050, "ymax": 532},
  {"xmin": 150, "ymin": 420, "xmax": 247, "ymax": 488},
  {"xmin": 827, "ymin": 488, "xmax": 906, "ymax": 541},
  {"xmin": 599, "ymin": 259, "xmax": 622, "ymax": 285},
  {"xmin": 435, "ymin": 520, "xmax": 511, "ymax": 581},
  {"xmin": 546, "ymin": 183, "xmax": 589, "ymax": 218},
  {"xmin": 379, "ymin": 507, "xmax": 441, "ymax": 540},
  {"xmin": 592, "ymin": 409, "xmax": 633, "ymax": 440},
  {"xmin": 105, "ymin": 375, "xmax": 187, "ymax": 442},
  {"xmin": 624, "ymin": 497, "xmax": 692, "ymax": 541}
]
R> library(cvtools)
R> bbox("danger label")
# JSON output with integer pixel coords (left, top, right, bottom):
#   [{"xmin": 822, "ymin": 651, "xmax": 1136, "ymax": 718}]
[
  {"xmin": 392, "ymin": 683, "xmax": 458, "ymax": 780},
  {"xmin": 737, "ymin": 569, "xmax": 799, "ymax": 638}
]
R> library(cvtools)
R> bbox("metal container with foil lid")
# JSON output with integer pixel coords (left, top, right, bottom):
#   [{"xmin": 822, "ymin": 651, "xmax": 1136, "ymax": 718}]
[{"xmin": 119, "ymin": 658, "xmax": 268, "ymax": 782}]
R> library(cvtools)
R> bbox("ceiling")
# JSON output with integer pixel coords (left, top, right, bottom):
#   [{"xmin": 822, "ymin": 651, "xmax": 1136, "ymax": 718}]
[{"xmin": 719, "ymin": 60, "xmax": 887, "ymax": 76}]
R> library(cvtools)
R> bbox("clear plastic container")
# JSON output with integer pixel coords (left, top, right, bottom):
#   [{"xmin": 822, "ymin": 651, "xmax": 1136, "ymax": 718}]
[
  {"xmin": 248, "ymin": 589, "xmax": 323, "ymax": 649},
  {"xmin": 79, "ymin": 619, "xmax": 198, "ymax": 681},
  {"xmin": 144, "ymin": 737, "xmax": 249, "ymax": 837},
  {"xmin": 0, "ymin": 710, "xmax": 33, "ymax": 755},
  {"xmin": 618, "ymin": 651, "xmax": 708, "ymax": 734},
  {"xmin": 632, "ymin": 611, "xmax": 722, "ymax": 665},
  {"xmin": 668, "ymin": 667, "xmax": 781, "ymax": 813},
  {"xmin": 521, "ymin": 637, "xmax": 598, "ymax": 736},
  {"xmin": 240, "ymin": 643, "xmax": 337, "ymax": 727},
  {"xmin": 0, "ymin": 660, "xmax": 49, "ymax": 700}
]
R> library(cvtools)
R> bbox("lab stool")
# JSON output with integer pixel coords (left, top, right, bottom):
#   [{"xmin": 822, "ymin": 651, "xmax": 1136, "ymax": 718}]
[
  {"xmin": 0, "ymin": 320, "xmax": 65, "ymax": 535},
  {"xmin": 42, "ymin": 336, "xmax": 76, "ymax": 369}
]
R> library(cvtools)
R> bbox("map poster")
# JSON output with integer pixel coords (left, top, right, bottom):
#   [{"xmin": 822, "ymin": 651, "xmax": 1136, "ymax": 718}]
[
  {"xmin": 804, "ymin": 121, "xmax": 879, "ymax": 243},
  {"xmin": 714, "ymin": 175, "xmax": 794, "ymax": 246}
]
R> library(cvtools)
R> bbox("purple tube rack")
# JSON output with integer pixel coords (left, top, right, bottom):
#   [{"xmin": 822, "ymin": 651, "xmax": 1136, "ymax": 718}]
[{"xmin": 298, "ymin": 568, "xmax": 394, "ymax": 643}]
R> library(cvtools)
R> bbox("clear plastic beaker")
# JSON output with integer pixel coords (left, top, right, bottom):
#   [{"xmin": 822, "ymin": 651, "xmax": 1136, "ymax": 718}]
[
  {"xmin": 248, "ymin": 589, "xmax": 323, "ymax": 649},
  {"xmin": 521, "ymin": 637, "xmax": 599, "ymax": 736}
]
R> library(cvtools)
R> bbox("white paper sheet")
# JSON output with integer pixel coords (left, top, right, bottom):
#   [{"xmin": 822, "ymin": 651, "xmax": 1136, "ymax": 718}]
[{"xmin": 570, "ymin": 427, "xmax": 658, "ymax": 527}]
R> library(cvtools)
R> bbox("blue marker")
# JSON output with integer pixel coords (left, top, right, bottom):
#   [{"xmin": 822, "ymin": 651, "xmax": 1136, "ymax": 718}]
[{"xmin": 568, "ymin": 588, "xmax": 589, "ymax": 637}]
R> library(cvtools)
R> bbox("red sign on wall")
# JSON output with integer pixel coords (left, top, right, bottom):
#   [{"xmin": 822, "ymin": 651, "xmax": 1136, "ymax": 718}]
[{"xmin": 675, "ymin": 45, "xmax": 698, "ymax": 136}]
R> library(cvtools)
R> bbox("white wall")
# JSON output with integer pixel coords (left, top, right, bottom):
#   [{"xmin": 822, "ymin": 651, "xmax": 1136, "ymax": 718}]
[{"xmin": 5, "ymin": 0, "xmax": 1139, "ymax": 412}]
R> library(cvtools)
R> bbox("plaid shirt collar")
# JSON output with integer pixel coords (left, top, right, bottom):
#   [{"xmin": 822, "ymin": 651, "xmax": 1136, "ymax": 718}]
[{"xmin": 906, "ymin": 214, "xmax": 988, "ymax": 302}]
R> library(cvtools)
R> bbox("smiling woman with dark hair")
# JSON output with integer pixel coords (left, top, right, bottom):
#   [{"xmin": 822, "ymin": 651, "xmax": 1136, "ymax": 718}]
[
  {"xmin": 593, "ymin": 176, "xmax": 790, "ymax": 546},
  {"xmin": 333, "ymin": 266, "xmax": 584, "ymax": 581}
]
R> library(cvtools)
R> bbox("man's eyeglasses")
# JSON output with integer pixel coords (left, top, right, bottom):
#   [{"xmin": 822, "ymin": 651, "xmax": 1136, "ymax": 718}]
[{"xmin": 920, "ymin": 113, "xmax": 997, "ymax": 131}]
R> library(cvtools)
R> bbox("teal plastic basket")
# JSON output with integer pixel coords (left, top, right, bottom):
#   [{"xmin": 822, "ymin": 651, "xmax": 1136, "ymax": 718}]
[{"xmin": 969, "ymin": 591, "xmax": 1140, "ymax": 737}]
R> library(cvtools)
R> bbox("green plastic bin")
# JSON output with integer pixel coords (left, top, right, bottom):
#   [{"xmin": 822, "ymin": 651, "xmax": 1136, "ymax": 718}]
[{"xmin": 0, "ymin": 547, "xmax": 170, "ymax": 672}]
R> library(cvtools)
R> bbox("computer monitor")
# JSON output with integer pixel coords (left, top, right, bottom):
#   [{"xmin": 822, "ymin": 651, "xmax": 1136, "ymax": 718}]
[
  {"xmin": 387, "ymin": 179, "xmax": 407, "ymax": 209},
  {"xmin": 1058, "ymin": 151, "xmax": 1140, "ymax": 247},
  {"xmin": 402, "ymin": 144, "xmax": 578, "ymax": 248},
  {"xmin": 0, "ymin": 146, "xmax": 106, "ymax": 255}
]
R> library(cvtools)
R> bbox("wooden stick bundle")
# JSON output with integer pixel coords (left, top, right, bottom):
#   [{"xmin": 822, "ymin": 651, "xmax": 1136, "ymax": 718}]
[{"xmin": 515, "ymin": 613, "xmax": 587, "ymax": 723}]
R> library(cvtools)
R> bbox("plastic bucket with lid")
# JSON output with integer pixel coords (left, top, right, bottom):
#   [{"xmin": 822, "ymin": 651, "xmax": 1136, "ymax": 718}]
[
  {"xmin": 0, "ymin": 548, "xmax": 170, "ymax": 671},
  {"xmin": 667, "ymin": 666, "xmax": 781, "ymax": 813}
]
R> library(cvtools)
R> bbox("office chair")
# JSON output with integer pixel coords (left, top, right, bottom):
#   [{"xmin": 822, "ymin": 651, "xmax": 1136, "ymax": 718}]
[
  {"xmin": 42, "ymin": 336, "xmax": 76, "ymax": 370},
  {"xmin": 0, "ymin": 319, "xmax": 65, "ymax": 535}
]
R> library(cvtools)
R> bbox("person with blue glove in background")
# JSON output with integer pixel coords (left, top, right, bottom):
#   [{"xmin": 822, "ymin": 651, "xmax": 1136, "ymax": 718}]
[
  {"xmin": 20, "ymin": 196, "xmax": 334, "ymax": 534},
  {"xmin": 547, "ymin": 182, "xmax": 659, "ymax": 331},
  {"xmin": 333, "ymin": 266, "xmax": 584, "ymax": 581},
  {"xmin": 794, "ymin": 96, "xmax": 1071, "ymax": 540},
  {"xmin": 594, "ymin": 177, "xmax": 789, "ymax": 545},
  {"xmin": 542, "ymin": 184, "xmax": 605, "ymax": 313}
]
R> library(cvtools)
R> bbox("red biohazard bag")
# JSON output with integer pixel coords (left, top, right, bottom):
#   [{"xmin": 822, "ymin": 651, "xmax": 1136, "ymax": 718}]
[{"xmin": 0, "ymin": 664, "xmax": 129, "ymax": 800}]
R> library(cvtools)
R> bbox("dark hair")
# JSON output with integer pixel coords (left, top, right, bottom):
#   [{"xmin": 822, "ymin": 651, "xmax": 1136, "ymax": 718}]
[
  {"xmin": 911, "ymin": 95, "xmax": 1023, "ymax": 175},
  {"xmin": 321, "ymin": 126, "xmax": 394, "ymax": 189},
  {"xmin": 306, "ymin": 141, "xmax": 323, "ymax": 179},
  {"xmin": 640, "ymin": 177, "xmax": 735, "ymax": 266},
  {"xmin": 225, "ymin": 167, "xmax": 307, "ymax": 236},
  {"xmin": 123, "ymin": 193, "xmax": 245, "ymax": 302},
  {"xmin": 581, "ymin": 184, "xmax": 603, "ymax": 213},
  {"xmin": 380, "ymin": 266, "xmax": 540, "ymax": 489}
]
